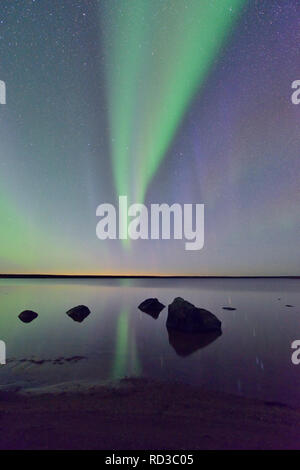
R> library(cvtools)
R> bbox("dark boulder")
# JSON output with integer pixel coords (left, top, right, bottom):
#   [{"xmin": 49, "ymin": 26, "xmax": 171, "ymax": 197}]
[
  {"xmin": 66, "ymin": 305, "xmax": 90, "ymax": 323},
  {"xmin": 166, "ymin": 297, "xmax": 221, "ymax": 333},
  {"xmin": 138, "ymin": 298, "xmax": 165, "ymax": 319},
  {"xmin": 18, "ymin": 310, "xmax": 38, "ymax": 323},
  {"xmin": 168, "ymin": 329, "xmax": 222, "ymax": 357}
]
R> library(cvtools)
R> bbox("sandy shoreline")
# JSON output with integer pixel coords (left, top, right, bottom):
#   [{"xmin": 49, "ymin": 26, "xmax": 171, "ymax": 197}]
[{"xmin": 0, "ymin": 378, "xmax": 299, "ymax": 450}]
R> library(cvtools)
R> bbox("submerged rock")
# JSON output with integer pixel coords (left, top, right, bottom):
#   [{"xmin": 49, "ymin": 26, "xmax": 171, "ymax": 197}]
[
  {"xmin": 66, "ymin": 305, "xmax": 90, "ymax": 323},
  {"xmin": 168, "ymin": 329, "xmax": 222, "ymax": 357},
  {"xmin": 138, "ymin": 298, "xmax": 165, "ymax": 319},
  {"xmin": 18, "ymin": 310, "xmax": 38, "ymax": 324},
  {"xmin": 166, "ymin": 297, "xmax": 221, "ymax": 333}
]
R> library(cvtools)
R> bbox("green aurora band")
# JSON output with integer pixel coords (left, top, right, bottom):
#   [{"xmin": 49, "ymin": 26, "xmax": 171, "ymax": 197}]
[
  {"xmin": 0, "ymin": 186, "xmax": 37, "ymax": 266},
  {"xmin": 100, "ymin": 0, "xmax": 245, "ymax": 203}
]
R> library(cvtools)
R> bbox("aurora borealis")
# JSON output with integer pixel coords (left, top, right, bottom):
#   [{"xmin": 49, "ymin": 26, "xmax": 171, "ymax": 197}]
[
  {"xmin": 100, "ymin": 0, "xmax": 245, "ymax": 202},
  {"xmin": 0, "ymin": 0, "xmax": 299, "ymax": 275}
]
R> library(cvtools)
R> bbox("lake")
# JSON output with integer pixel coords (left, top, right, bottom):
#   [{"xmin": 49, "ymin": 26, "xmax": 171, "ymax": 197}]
[{"xmin": 0, "ymin": 278, "xmax": 299, "ymax": 406}]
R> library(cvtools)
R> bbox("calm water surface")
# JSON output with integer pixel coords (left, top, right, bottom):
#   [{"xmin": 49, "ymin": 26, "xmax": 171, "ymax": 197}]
[{"xmin": 0, "ymin": 278, "xmax": 299, "ymax": 405}]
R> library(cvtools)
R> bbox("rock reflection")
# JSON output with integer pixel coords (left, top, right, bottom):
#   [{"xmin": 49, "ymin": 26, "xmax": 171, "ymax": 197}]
[{"xmin": 167, "ymin": 329, "xmax": 222, "ymax": 357}]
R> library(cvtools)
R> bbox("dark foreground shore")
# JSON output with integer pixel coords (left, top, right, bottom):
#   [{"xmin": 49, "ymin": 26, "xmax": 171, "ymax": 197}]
[{"xmin": 0, "ymin": 378, "xmax": 299, "ymax": 450}]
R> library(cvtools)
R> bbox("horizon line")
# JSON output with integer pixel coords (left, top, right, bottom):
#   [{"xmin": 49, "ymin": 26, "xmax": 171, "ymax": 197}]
[{"xmin": 0, "ymin": 274, "xmax": 299, "ymax": 279}]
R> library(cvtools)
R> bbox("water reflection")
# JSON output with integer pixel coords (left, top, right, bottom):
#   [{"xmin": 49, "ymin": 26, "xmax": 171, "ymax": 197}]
[
  {"xmin": 168, "ymin": 330, "xmax": 222, "ymax": 357},
  {"xmin": 0, "ymin": 278, "xmax": 299, "ymax": 406}
]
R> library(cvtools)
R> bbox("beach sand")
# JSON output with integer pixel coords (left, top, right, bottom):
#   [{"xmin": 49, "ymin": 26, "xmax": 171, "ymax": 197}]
[{"xmin": 0, "ymin": 378, "xmax": 299, "ymax": 450}]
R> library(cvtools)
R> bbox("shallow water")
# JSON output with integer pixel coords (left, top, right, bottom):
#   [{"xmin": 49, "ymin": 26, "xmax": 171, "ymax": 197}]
[{"xmin": 0, "ymin": 278, "xmax": 299, "ymax": 405}]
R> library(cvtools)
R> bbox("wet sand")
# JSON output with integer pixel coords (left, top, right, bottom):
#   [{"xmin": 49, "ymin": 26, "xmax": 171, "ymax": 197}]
[{"xmin": 0, "ymin": 378, "xmax": 299, "ymax": 450}]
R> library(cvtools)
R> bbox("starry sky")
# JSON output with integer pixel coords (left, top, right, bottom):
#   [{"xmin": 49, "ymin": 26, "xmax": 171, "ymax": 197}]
[{"xmin": 0, "ymin": 0, "xmax": 299, "ymax": 276}]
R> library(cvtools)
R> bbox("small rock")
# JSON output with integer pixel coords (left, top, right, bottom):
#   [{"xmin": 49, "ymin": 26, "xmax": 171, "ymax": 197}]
[
  {"xmin": 286, "ymin": 305, "xmax": 294, "ymax": 308},
  {"xmin": 66, "ymin": 305, "xmax": 90, "ymax": 323},
  {"xmin": 222, "ymin": 307, "xmax": 236, "ymax": 311},
  {"xmin": 166, "ymin": 297, "xmax": 221, "ymax": 333},
  {"xmin": 18, "ymin": 310, "xmax": 38, "ymax": 323},
  {"xmin": 138, "ymin": 298, "xmax": 165, "ymax": 319}
]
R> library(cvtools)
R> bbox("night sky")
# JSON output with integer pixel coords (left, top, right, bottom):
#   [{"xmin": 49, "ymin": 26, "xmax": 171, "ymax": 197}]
[{"xmin": 0, "ymin": 0, "xmax": 299, "ymax": 275}]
